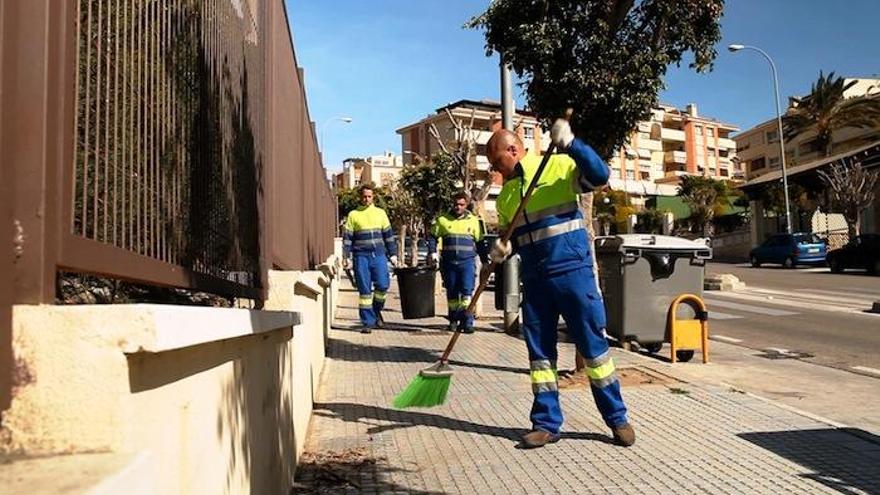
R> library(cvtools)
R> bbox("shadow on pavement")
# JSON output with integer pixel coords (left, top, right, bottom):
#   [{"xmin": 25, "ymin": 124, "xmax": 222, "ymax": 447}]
[
  {"xmin": 739, "ymin": 428, "xmax": 880, "ymax": 494},
  {"xmin": 325, "ymin": 338, "xmax": 440, "ymax": 364},
  {"xmin": 312, "ymin": 401, "xmax": 615, "ymax": 447}
]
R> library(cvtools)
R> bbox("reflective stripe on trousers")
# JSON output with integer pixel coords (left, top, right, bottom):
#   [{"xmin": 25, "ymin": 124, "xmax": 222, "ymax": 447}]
[{"xmin": 530, "ymin": 359, "xmax": 559, "ymax": 393}]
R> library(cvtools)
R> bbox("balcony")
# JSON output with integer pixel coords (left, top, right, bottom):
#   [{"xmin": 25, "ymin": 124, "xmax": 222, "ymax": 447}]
[
  {"xmin": 664, "ymin": 150, "xmax": 687, "ymax": 165},
  {"xmin": 717, "ymin": 137, "xmax": 736, "ymax": 149},
  {"xmin": 475, "ymin": 155, "xmax": 491, "ymax": 171},
  {"xmin": 661, "ymin": 128, "xmax": 686, "ymax": 142},
  {"xmin": 639, "ymin": 139, "xmax": 662, "ymax": 152}
]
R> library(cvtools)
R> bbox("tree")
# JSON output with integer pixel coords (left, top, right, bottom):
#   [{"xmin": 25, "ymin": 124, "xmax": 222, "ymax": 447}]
[
  {"xmin": 818, "ymin": 159, "xmax": 879, "ymax": 238},
  {"xmin": 384, "ymin": 182, "xmax": 422, "ymax": 265},
  {"xmin": 783, "ymin": 71, "xmax": 880, "ymax": 156},
  {"xmin": 395, "ymin": 153, "xmax": 460, "ymax": 264},
  {"xmin": 470, "ymin": 0, "xmax": 724, "ymax": 246},
  {"xmin": 677, "ymin": 176, "xmax": 731, "ymax": 237}
]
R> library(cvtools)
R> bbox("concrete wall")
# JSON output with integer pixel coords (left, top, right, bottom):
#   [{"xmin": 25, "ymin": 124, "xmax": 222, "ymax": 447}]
[{"xmin": 0, "ymin": 260, "xmax": 339, "ymax": 494}]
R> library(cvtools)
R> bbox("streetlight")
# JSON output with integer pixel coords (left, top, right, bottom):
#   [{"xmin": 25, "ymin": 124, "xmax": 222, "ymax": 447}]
[
  {"xmin": 320, "ymin": 116, "xmax": 353, "ymax": 161},
  {"xmin": 728, "ymin": 43, "xmax": 793, "ymax": 234}
]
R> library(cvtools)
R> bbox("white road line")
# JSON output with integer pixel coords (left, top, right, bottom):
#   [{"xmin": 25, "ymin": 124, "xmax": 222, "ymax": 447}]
[
  {"xmin": 709, "ymin": 311, "xmax": 743, "ymax": 320},
  {"xmin": 703, "ymin": 299, "xmax": 799, "ymax": 317},
  {"xmin": 749, "ymin": 287, "xmax": 875, "ymax": 306},
  {"xmin": 709, "ymin": 290, "xmax": 874, "ymax": 314},
  {"xmin": 802, "ymin": 288, "xmax": 880, "ymax": 300},
  {"xmin": 710, "ymin": 335, "xmax": 743, "ymax": 343},
  {"xmin": 852, "ymin": 366, "xmax": 880, "ymax": 377}
]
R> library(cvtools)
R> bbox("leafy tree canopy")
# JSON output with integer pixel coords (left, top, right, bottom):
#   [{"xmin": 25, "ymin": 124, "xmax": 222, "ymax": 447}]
[{"xmin": 469, "ymin": 0, "xmax": 724, "ymax": 158}]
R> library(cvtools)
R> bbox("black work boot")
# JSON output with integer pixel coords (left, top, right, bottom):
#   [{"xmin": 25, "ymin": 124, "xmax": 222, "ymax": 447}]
[
  {"xmin": 611, "ymin": 423, "xmax": 636, "ymax": 447},
  {"xmin": 518, "ymin": 430, "xmax": 560, "ymax": 449},
  {"xmin": 359, "ymin": 326, "xmax": 372, "ymax": 334}
]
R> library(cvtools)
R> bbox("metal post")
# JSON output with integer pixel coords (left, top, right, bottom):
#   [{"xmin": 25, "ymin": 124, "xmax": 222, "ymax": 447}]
[{"xmin": 500, "ymin": 54, "xmax": 520, "ymax": 333}]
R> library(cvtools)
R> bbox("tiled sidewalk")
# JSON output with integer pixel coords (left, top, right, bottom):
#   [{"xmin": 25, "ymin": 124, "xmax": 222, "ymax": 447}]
[{"xmin": 294, "ymin": 277, "xmax": 880, "ymax": 494}]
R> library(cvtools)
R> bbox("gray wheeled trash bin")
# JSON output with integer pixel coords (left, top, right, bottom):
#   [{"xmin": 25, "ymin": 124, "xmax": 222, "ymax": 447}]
[{"xmin": 595, "ymin": 235, "xmax": 712, "ymax": 359}]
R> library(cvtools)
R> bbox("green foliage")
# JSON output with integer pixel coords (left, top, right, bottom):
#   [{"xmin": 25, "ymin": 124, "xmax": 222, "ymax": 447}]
[
  {"xmin": 677, "ymin": 176, "xmax": 734, "ymax": 236},
  {"xmin": 636, "ymin": 208, "xmax": 668, "ymax": 234},
  {"xmin": 336, "ymin": 184, "xmax": 391, "ymax": 220},
  {"xmin": 783, "ymin": 71, "xmax": 880, "ymax": 156},
  {"xmin": 759, "ymin": 181, "xmax": 813, "ymax": 216},
  {"xmin": 469, "ymin": 0, "xmax": 724, "ymax": 158},
  {"xmin": 398, "ymin": 153, "xmax": 460, "ymax": 231}
]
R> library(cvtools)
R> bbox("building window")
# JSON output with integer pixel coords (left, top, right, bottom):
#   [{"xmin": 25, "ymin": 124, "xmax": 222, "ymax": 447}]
[
  {"xmin": 626, "ymin": 170, "xmax": 635, "ymax": 180},
  {"xmin": 695, "ymin": 126, "xmax": 703, "ymax": 136},
  {"xmin": 707, "ymin": 128, "xmax": 715, "ymax": 137},
  {"xmin": 707, "ymin": 149, "xmax": 716, "ymax": 158},
  {"xmin": 769, "ymin": 156, "xmax": 780, "ymax": 168},
  {"xmin": 640, "ymin": 171, "xmax": 651, "ymax": 180},
  {"xmin": 475, "ymin": 144, "xmax": 487, "ymax": 156},
  {"xmin": 523, "ymin": 126, "xmax": 534, "ymax": 139},
  {"xmin": 750, "ymin": 157, "xmax": 766, "ymax": 171},
  {"xmin": 766, "ymin": 130, "xmax": 779, "ymax": 144},
  {"xmin": 720, "ymin": 168, "xmax": 729, "ymax": 177}
]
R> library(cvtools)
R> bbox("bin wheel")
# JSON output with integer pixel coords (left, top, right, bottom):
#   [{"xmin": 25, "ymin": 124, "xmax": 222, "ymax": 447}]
[
  {"xmin": 645, "ymin": 343, "xmax": 663, "ymax": 354},
  {"xmin": 750, "ymin": 255, "xmax": 761, "ymax": 268},
  {"xmin": 783, "ymin": 257, "xmax": 796, "ymax": 269},
  {"xmin": 675, "ymin": 350, "xmax": 695, "ymax": 362}
]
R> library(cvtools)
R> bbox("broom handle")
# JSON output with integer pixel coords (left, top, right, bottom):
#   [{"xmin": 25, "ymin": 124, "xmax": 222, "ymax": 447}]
[{"xmin": 438, "ymin": 110, "xmax": 572, "ymax": 363}]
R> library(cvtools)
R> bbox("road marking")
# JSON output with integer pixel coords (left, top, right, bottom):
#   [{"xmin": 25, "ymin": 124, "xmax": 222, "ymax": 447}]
[
  {"xmin": 765, "ymin": 347, "xmax": 791, "ymax": 354},
  {"xmin": 703, "ymin": 299, "xmax": 799, "ymax": 317},
  {"xmin": 709, "ymin": 311, "xmax": 743, "ymax": 320},
  {"xmin": 710, "ymin": 335, "xmax": 743, "ymax": 343},
  {"xmin": 852, "ymin": 366, "xmax": 880, "ymax": 377},
  {"xmin": 709, "ymin": 290, "xmax": 877, "ymax": 315},
  {"xmin": 802, "ymin": 288, "xmax": 880, "ymax": 300}
]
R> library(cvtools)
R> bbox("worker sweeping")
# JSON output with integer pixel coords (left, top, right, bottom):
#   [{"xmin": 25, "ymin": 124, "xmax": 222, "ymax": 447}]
[
  {"xmin": 486, "ymin": 121, "xmax": 635, "ymax": 449},
  {"xmin": 427, "ymin": 190, "xmax": 489, "ymax": 334},
  {"xmin": 342, "ymin": 184, "xmax": 398, "ymax": 333}
]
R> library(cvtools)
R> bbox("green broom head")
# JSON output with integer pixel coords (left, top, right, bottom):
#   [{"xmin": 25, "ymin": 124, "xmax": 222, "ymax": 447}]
[{"xmin": 392, "ymin": 362, "xmax": 453, "ymax": 409}]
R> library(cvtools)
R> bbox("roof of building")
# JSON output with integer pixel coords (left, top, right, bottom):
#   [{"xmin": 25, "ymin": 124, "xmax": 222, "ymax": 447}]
[{"xmin": 741, "ymin": 139, "xmax": 880, "ymax": 190}]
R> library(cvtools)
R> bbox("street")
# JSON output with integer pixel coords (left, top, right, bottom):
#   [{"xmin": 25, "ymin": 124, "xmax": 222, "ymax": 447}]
[{"xmin": 705, "ymin": 262, "xmax": 880, "ymax": 372}]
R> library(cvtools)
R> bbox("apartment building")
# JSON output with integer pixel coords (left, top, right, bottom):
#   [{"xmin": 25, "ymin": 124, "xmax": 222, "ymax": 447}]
[
  {"xmin": 334, "ymin": 152, "xmax": 404, "ymax": 190},
  {"xmin": 396, "ymin": 99, "xmax": 739, "ymax": 223},
  {"xmin": 396, "ymin": 99, "xmax": 547, "ymax": 222},
  {"xmin": 735, "ymin": 78, "xmax": 880, "ymax": 180}
]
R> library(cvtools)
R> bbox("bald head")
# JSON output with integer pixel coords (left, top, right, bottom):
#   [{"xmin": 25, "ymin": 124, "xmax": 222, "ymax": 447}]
[{"xmin": 486, "ymin": 129, "xmax": 525, "ymax": 179}]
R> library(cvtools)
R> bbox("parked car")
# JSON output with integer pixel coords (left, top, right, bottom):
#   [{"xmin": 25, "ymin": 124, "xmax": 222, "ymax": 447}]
[
  {"xmin": 826, "ymin": 234, "xmax": 880, "ymax": 275},
  {"xmin": 749, "ymin": 232, "xmax": 827, "ymax": 268}
]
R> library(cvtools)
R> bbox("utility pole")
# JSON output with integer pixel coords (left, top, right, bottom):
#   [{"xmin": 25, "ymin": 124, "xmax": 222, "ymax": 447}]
[{"xmin": 500, "ymin": 54, "xmax": 521, "ymax": 334}]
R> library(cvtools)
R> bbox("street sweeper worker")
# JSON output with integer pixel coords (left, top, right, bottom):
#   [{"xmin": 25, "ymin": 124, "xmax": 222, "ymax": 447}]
[
  {"xmin": 427, "ymin": 190, "xmax": 489, "ymax": 334},
  {"xmin": 485, "ymin": 121, "xmax": 635, "ymax": 449},
  {"xmin": 343, "ymin": 183, "xmax": 398, "ymax": 334}
]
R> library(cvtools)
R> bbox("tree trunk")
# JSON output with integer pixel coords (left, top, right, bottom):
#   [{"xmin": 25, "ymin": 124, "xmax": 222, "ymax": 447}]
[
  {"xmin": 398, "ymin": 225, "xmax": 407, "ymax": 263},
  {"xmin": 410, "ymin": 231, "xmax": 420, "ymax": 267}
]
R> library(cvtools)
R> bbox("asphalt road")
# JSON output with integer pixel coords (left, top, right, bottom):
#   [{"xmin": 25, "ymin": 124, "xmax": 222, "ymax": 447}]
[{"xmin": 705, "ymin": 262, "xmax": 880, "ymax": 373}]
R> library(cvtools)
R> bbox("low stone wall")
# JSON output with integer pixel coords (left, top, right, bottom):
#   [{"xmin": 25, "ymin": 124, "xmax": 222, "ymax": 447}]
[{"xmin": 0, "ymin": 259, "xmax": 339, "ymax": 494}]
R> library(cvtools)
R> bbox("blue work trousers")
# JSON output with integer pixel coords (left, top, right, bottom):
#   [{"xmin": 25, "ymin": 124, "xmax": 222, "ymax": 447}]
[
  {"xmin": 440, "ymin": 258, "xmax": 476, "ymax": 329},
  {"xmin": 353, "ymin": 252, "xmax": 390, "ymax": 328},
  {"xmin": 522, "ymin": 265, "xmax": 628, "ymax": 434}
]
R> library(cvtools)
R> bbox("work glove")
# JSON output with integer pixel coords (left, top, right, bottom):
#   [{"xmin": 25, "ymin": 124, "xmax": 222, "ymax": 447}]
[
  {"xmin": 343, "ymin": 258, "xmax": 352, "ymax": 270},
  {"xmin": 489, "ymin": 238, "xmax": 512, "ymax": 264},
  {"xmin": 429, "ymin": 252, "xmax": 439, "ymax": 267},
  {"xmin": 550, "ymin": 118, "xmax": 575, "ymax": 151},
  {"xmin": 389, "ymin": 255, "xmax": 399, "ymax": 268}
]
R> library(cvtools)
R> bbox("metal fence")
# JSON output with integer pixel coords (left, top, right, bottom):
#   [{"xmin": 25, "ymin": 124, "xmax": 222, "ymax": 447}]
[{"xmin": 2, "ymin": 0, "xmax": 336, "ymax": 307}]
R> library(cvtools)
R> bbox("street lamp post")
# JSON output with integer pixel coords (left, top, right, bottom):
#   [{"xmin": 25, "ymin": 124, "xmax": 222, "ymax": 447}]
[
  {"xmin": 320, "ymin": 116, "xmax": 353, "ymax": 162},
  {"xmin": 728, "ymin": 44, "xmax": 793, "ymax": 234}
]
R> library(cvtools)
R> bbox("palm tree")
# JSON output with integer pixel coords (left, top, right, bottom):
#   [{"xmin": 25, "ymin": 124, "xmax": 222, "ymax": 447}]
[
  {"xmin": 783, "ymin": 71, "xmax": 880, "ymax": 156},
  {"xmin": 677, "ymin": 176, "xmax": 732, "ymax": 237}
]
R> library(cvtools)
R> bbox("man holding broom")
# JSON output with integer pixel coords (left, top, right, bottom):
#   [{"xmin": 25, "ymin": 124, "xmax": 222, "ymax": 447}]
[{"xmin": 486, "ymin": 120, "xmax": 635, "ymax": 449}]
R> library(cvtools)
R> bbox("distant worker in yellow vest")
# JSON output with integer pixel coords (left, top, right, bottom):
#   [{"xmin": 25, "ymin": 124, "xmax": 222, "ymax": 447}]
[
  {"xmin": 486, "ymin": 120, "xmax": 634, "ymax": 449},
  {"xmin": 343, "ymin": 184, "xmax": 398, "ymax": 333},
  {"xmin": 427, "ymin": 191, "xmax": 489, "ymax": 334}
]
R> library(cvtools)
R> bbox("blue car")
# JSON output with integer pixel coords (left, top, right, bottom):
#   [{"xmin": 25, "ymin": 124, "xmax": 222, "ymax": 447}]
[{"xmin": 750, "ymin": 233, "xmax": 827, "ymax": 268}]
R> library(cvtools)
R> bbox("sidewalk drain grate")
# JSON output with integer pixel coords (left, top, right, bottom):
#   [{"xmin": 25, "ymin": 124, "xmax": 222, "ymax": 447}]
[{"xmin": 756, "ymin": 350, "xmax": 815, "ymax": 360}]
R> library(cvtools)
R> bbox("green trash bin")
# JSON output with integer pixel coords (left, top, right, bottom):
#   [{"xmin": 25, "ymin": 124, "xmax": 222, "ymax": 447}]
[
  {"xmin": 394, "ymin": 267, "xmax": 436, "ymax": 319},
  {"xmin": 595, "ymin": 235, "xmax": 712, "ymax": 355}
]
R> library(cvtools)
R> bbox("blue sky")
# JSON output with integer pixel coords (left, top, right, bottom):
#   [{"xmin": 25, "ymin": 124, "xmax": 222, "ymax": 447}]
[{"xmin": 287, "ymin": 0, "xmax": 880, "ymax": 173}]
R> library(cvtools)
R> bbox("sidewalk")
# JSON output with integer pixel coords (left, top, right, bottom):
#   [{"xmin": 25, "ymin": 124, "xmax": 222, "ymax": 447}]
[{"xmin": 294, "ymin": 277, "xmax": 880, "ymax": 494}]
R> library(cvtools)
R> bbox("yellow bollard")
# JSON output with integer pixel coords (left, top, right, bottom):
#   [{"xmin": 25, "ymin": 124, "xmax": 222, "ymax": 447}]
[{"xmin": 667, "ymin": 294, "xmax": 709, "ymax": 364}]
